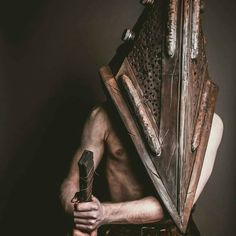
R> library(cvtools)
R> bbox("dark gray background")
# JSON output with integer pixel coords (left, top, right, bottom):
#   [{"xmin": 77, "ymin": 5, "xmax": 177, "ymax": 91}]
[{"xmin": 0, "ymin": 0, "xmax": 235, "ymax": 235}]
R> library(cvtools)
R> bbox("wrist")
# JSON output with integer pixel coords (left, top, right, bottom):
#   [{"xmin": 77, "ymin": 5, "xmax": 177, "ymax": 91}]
[
  {"xmin": 61, "ymin": 196, "xmax": 74, "ymax": 216},
  {"xmin": 101, "ymin": 203, "xmax": 111, "ymax": 225},
  {"xmin": 65, "ymin": 203, "xmax": 74, "ymax": 217}
]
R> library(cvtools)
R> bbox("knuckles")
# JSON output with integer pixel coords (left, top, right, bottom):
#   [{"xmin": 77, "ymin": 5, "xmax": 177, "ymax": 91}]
[
  {"xmin": 87, "ymin": 225, "xmax": 95, "ymax": 231},
  {"xmin": 76, "ymin": 225, "xmax": 94, "ymax": 232},
  {"xmin": 91, "ymin": 212, "xmax": 98, "ymax": 219},
  {"xmin": 92, "ymin": 204, "xmax": 99, "ymax": 210},
  {"xmin": 73, "ymin": 211, "xmax": 80, "ymax": 217},
  {"xmin": 75, "ymin": 202, "xmax": 99, "ymax": 212},
  {"xmin": 88, "ymin": 219, "xmax": 96, "ymax": 225},
  {"xmin": 72, "ymin": 195, "xmax": 102, "ymax": 232}
]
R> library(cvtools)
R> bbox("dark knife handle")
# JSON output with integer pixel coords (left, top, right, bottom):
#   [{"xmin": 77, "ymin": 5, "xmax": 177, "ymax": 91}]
[{"xmin": 78, "ymin": 150, "xmax": 94, "ymax": 202}]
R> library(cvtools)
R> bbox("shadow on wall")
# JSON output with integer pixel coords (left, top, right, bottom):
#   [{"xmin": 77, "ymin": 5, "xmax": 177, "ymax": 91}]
[
  {"xmin": 0, "ymin": 0, "xmax": 47, "ymax": 43},
  {"xmin": 0, "ymin": 79, "xmax": 97, "ymax": 235},
  {"xmin": 0, "ymin": 0, "xmax": 105, "ymax": 235}
]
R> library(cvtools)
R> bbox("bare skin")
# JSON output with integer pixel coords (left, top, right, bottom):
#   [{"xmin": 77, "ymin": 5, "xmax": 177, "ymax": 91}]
[{"xmin": 61, "ymin": 104, "xmax": 223, "ymax": 235}]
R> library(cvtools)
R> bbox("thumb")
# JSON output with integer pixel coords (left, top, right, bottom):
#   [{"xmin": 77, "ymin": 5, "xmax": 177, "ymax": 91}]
[
  {"xmin": 90, "ymin": 230, "xmax": 98, "ymax": 236},
  {"xmin": 71, "ymin": 193, "xmax": 80, "ymax": 203},
  {"xmin": 91, "ymin": 195, "xmax": 99, "ymax": 203}
]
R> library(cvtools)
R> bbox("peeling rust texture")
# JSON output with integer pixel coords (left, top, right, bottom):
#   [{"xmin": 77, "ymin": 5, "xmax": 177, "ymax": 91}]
[
  {"xmin": 179, "ymin": 0, "xmax": 191, "ymax": 163},
  {"xmin": 191, "ymin": 0, "xmax": 201, "ymax": 59},
  {"xmin": 192, "ymin": 80, "xmax": 211, "ymax": 152},
  {"xmin": 127, "ymin": 1, "xmax": 163, "ymax": 127},
  {"xmin": 121, "ymin": 74, "xmax": 161, "ymax": 156},
  {"xmin": 103, "ymin": 0, "xmax": 219, "ymax": 232},
  {"xmin": 167, "ymin": 0, "xmax": 178, "ymax": 58}
]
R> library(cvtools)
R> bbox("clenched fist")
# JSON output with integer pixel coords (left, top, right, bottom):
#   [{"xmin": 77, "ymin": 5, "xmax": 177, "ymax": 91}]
[{"xmin": 73, "ymin": 196, "xmax": 105, "ymax": 233}]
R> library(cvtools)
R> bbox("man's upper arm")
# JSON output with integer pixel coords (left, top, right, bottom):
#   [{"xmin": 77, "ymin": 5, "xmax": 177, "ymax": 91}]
[
  {"xmin": 61, "ymin": 106, "xmax": 110, "ymax": 213},
  {"xmin": 68, "ymin": 106, "xmax": 110, "ymax": 180}
]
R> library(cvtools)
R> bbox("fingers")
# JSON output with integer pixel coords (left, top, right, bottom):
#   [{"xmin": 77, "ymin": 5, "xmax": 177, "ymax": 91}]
[
  {"xmin": 91, "ymin": 195, "xmax": 99, "ymax": 203},
  {"xmin": 73, "ymin": 229, "xmax": 97, "ymax": 236},
  {"xmin": 74, "ymin": 210, "xmax": 98, "ymax": 219},
  {"xmin": 90, "ymin": 230, "xmax": 98, "ymax": 236},
  {"xmin": 71, "ymin": 193, "xmax": 80, "ymax": 203},
  {"xmin": 73, "ymin": 196, "xmax": 102, "ymax": 233},
  {"xmin": 74, "ymin": 202, "xmax": 98, "ymax": 212},
  {"xmin": 75, "ymin": 224, "xmax": 96, "ymax": 232},
  {"xmin": 73, "ymin": 229, "xmax": 89, "ymax": 236},
  {"xmin": 74, "ymin": 218, "xmax": 97, "ymax": 225}
]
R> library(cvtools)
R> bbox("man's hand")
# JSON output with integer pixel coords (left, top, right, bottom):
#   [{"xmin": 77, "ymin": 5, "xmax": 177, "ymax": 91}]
[
  {"xmin": 73, "ymin": 196, "xmax": 105, "ymax": 233},
  {"xmin": 73, "ymin": 229, "xmax": 90, "ymax": 236},
  {"xmin": 73, "ymin": 229, "xmax": 97, "ymax": 236}
]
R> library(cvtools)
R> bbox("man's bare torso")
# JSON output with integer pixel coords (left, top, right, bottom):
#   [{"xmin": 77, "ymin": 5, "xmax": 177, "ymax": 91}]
[
  {"xmin": 97, "ymin": 103, "xmax": 153, "ymax": 202},
  {"xmin": 88, "ymin": 102, "xmax": 222, "ymax": 204}
]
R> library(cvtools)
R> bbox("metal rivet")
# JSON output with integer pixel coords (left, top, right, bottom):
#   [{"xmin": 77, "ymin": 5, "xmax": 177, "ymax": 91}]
[
  {"xmin": 122, "ymin": 29, "xmax": 135, "ymax": 41},
  {"xmin": 141, "ymin": 0, "xmax": 155, "ymax": 5}
]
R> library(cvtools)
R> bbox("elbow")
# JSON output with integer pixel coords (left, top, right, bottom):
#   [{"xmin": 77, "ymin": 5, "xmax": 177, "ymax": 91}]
[
  {"xmin": 60, "ymin": 179, "xmax": 75, "ymax": 215},
  {"xmin": 60, "ymin": 181, "xmax": 69, "ymax": 213},
  {"xmin": 154, "ymin": 203, "xmax": 164, "ymax": 222},
  {"xmin": 145, "ymin": 196, "xmax": 165, "ymax": 223},
  {"xmin": 152, "ymin": 205, "xmax": 164, "ymax": 222}
]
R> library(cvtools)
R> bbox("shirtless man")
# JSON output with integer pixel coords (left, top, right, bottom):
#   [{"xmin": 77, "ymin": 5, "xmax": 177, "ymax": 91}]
[{"xmin": 60, "ymin": 103, "xmax": 223, "ymax": 236}]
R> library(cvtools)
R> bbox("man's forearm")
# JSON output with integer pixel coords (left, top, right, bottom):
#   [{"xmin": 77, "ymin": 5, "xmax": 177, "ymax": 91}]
[
  {"xmin": 102, "ymin": 196, "xmax": 164, "ymax": 225},
  {"xmin": 61, "ymin": 179, "xmax": 78, "ymax": 215}
]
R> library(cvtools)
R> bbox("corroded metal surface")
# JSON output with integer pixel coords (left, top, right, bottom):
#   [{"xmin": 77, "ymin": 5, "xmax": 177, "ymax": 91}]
[
  {"xmin": 127, "ymin": 1, "xmax": 163, "ymax": 126},
  {"xmin": 121, "ymin": 74, "xmax": 161, "ymax": 156},
  {"xmin": 100, "ymin": 0, "xmax": 218, "ymax": 232},
  {"xmin": 179, "ymin": 0, "xmax": 190, "ymax": 168},
  {"xmin": 192, "ymin": 80, "xmax": 211, "ymax": 151},
  {"xmin": 191, "ymin": 0, "xmax": 201, "ymax": 59},
  {"xmin": 167, "ymin": 0, "xmax": 178, "ymax": 58},
  {"xmin": 141, "ymin": 0, "xmax": 155, "ymax": 5}
]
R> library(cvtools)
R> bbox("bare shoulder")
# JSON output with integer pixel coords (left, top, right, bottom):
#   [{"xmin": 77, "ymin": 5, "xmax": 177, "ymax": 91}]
[
  {"xmin": 209, "ymin": 113, "xmax": 224, "ymax": 148},
  {"xmin": 205, "ymin": 113, "xmax": 224, "ymax": 161},
  {"xmin": 194, "ymin": 113, "xmax": 224, "ymax": 202},
  {"xmin": 89, "ymin": 105, "xmax": 110, "ymax": 123},
  {"xmin": 88, "ymin": 105, "xmax": 111, "ymax": 130},
  {"xmin": 83, "ymin": 104, "xmax": 111, "ymax": 142},
  {"xmin": 212, "ymin": 113, "xmax": 224, "ymax": 132}
]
